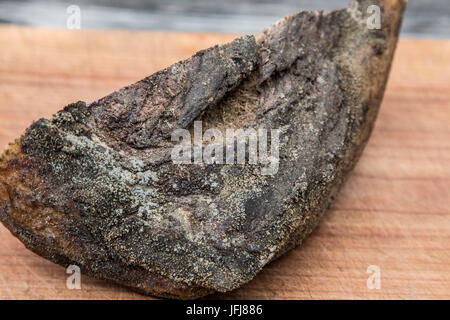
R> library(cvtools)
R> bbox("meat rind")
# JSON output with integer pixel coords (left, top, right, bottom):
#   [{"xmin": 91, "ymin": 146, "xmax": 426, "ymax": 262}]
[{"xmin": 0, "ymin": 0, "xmax": 406, "ymax": 299}]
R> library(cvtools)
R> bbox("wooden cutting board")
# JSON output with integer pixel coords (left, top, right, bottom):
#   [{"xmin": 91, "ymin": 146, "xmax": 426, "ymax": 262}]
[{"xmin": 0, "ymin": 26, "xmax": 449, "ymax": 300}]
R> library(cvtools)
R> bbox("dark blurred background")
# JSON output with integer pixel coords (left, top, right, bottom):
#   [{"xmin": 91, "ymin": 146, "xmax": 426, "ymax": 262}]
[{"xmin": 0, "ymin": 0, "xmax": 448, "ymax": 37}]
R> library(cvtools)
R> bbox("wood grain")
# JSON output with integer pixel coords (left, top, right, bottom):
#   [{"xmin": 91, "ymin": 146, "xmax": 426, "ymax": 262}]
[{"xmin": 0, "ymin": 26, "xmax": 449, "ymax": 300}]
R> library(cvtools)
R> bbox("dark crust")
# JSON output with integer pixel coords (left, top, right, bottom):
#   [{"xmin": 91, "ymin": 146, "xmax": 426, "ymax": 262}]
[{"xmin": 0, "ymin": 0, "xmax": 406, "ymax": 299}]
